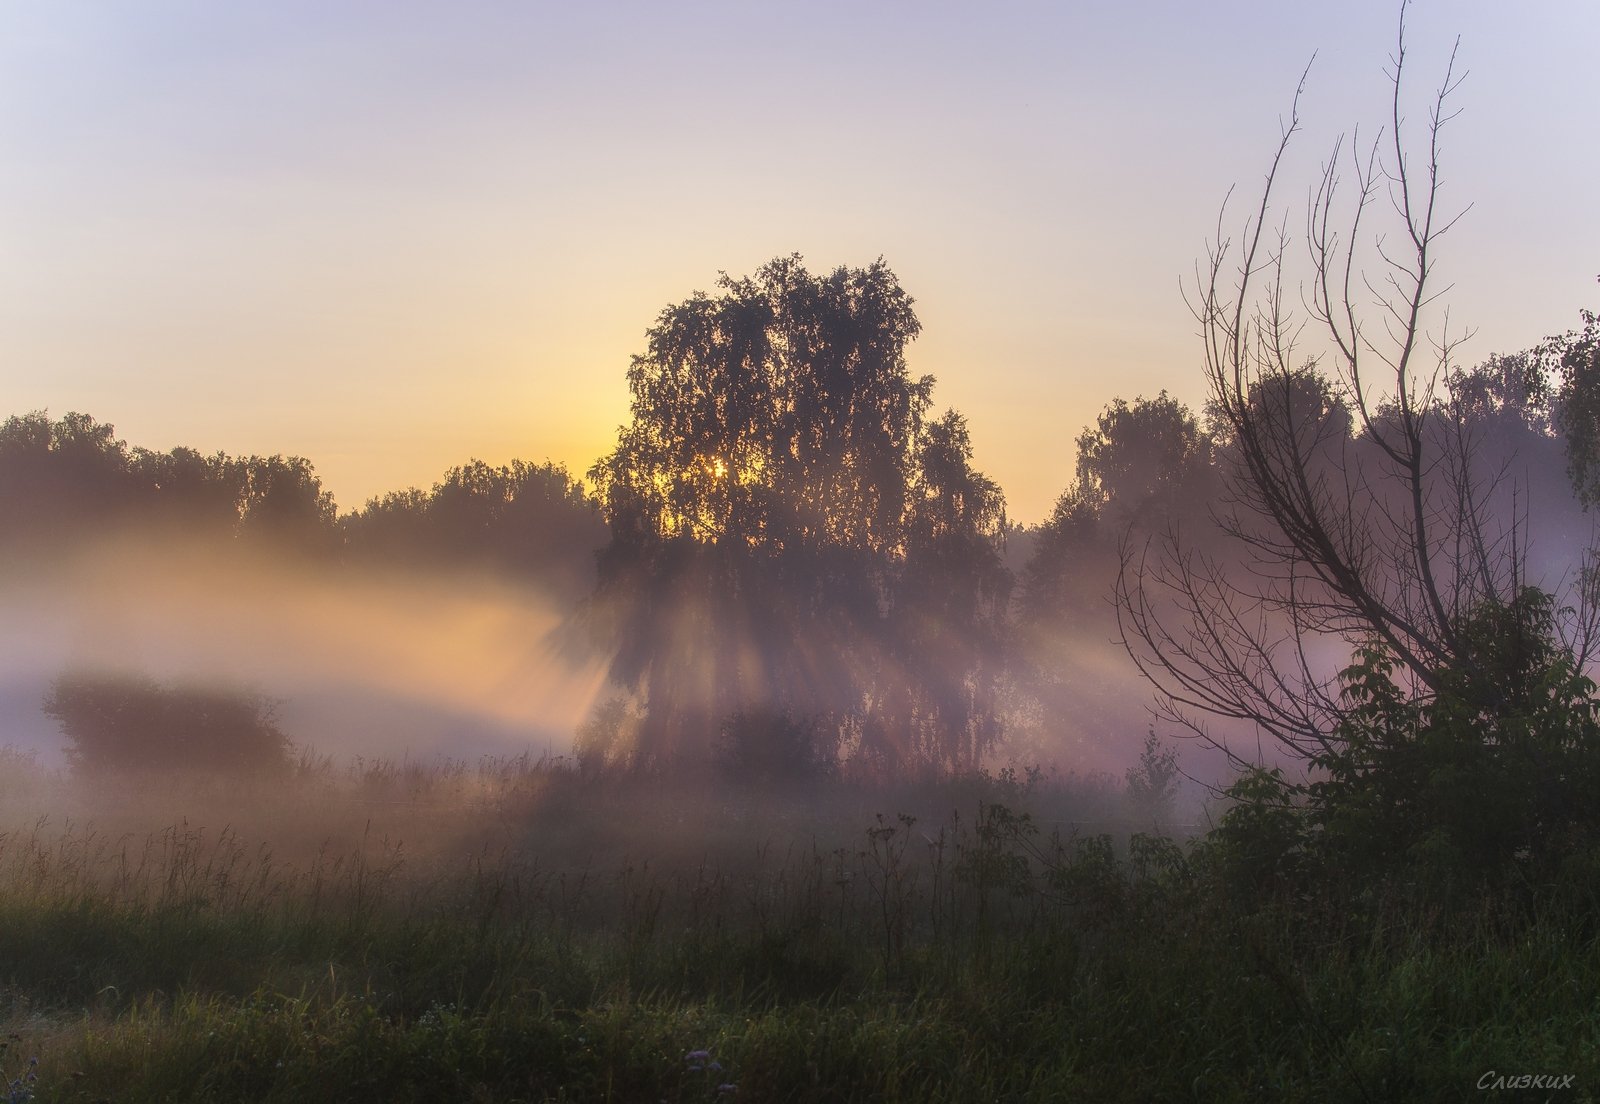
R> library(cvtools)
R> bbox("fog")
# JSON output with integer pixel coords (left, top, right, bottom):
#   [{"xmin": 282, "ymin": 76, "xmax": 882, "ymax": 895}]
[{"xmin": 0, "ymin": 532, "xmax": 609, "ymax": 768}]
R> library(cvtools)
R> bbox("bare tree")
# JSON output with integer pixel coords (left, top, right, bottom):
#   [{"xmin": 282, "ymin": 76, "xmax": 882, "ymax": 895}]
[{"xmin": 1116, "ymin": 6, "xmax": 1598, "ymax": 768}]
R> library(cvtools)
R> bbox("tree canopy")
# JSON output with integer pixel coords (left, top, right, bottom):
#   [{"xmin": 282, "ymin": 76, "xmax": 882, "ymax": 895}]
[
  {"xmin": 343, "ymin": 458, "xmax": 605, "ymax": 598},
  {"xmin": 0, "ymin": 411, "xmax": 338, "ymax": 557},
  {"xmin": 587, "ymin": 256, "xmax": 1008, "ymax": 770},
  {"xmin": 592, "ymin": 254, "xmax": 931, "ymax": 559}
]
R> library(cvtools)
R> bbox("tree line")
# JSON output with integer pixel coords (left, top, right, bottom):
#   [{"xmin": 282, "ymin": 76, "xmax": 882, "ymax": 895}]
[
  {"xmin": 0, "ymin": 410, "xmax": 606, "ymax": 597},
  {"xmin": 11, "ymin": 256, "xmax": 1594, "ymax": 786}
]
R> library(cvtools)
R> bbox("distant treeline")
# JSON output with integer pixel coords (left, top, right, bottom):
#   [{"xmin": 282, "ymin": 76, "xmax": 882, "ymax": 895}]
[
  {"xmin": 3, "ymin": 351, "xmax": 1575, "ymax": 613},
  {"xmin": 0, "ymin": 409, "xmax": 606, "ymax": 597},
  {"xmin": 5, "ymin": 262, "xmax": 1594, "ymax": 776}
]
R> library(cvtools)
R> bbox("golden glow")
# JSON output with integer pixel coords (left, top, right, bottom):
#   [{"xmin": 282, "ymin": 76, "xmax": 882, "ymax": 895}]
[{"xmin": 0, "ymin": 6, "xmax": 1588, "ymax": 530}]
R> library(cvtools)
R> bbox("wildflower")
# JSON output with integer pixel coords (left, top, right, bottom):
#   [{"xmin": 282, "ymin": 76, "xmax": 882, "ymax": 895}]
[{"xmin": 718, "ymin": 1084, "xmax": 737, "ymax": 1095}]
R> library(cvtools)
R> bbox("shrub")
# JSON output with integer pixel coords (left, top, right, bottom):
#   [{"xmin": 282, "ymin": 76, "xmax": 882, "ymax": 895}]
[
  {"xmin": 43, "ymin": 671, "xmax": 291, "ymax": 778},
  {"xmin": 1210, "ymin": 587, "xmax": 1600, "ymax": 899},
  {"xmin": 716, "ymin": 707, "xmax": 835, "ymax": 784},
  {"xmin": 1124, "ymin": 732, "xmax": 1180, "ymax": 826}
]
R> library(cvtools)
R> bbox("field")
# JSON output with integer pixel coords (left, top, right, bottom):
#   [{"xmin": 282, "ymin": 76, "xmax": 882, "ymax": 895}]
[{"xmin": 0, "ymin": 750, "xmax": 1591, "ymax": 1103}]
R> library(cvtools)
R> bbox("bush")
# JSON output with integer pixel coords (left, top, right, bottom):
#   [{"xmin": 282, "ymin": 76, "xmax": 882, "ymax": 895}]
[
  {"xmin": 1210, "ymin": 587, "xmax": 1600, "ymax": 900},
  {"xmin": 43, "ymin": 671, "xmax": 291, "ymax": 778},
  {"xmin": 716, "ymin": 707, "xmax": 835, "ymax": 784},
  {"xmin": 1124, "ymin": 732, "xmax": 1180, "ymax": 826},
  {"xmin": 1202, "ymin": 766, "xmax": 1312, "ymax": 899}
]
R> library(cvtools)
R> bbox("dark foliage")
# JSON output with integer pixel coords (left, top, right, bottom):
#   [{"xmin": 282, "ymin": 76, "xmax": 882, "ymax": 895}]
[
  {"xmin": 343, "ymin": 458, "xmax": 606, "ymax": 598},
  {"xmin": 717, "ymin": 706, "xmax": 836, "ymax": 784},
  {"xmin": 1205, "ymin": 588, "xmax": 1600, "ymax": 900},
  {"xmin": 1551, "ymin": 292, "xmax": 1600, "ymax": 506},
  {"xmin": 0, "ymin": 411, "xmax": 338, "ymax": 557},
  {"xmin": 587, "ymin": 256, "xmax": 1010, "ymax": 771},
  {"xmin": 43, "ymin": 672, "xmax": 292, "ymax": 778}
]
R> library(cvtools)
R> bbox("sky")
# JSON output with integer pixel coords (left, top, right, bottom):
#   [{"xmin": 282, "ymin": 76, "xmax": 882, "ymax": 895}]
[{"xmin": 2, "ymin": 1, "xmax": 1596, "ymax": 526}]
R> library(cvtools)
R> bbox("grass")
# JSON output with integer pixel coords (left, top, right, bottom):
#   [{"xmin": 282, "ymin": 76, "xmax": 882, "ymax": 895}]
[{"xmin": 0, "ymin": 751, "xmax": 1594, "ymax": 1101}]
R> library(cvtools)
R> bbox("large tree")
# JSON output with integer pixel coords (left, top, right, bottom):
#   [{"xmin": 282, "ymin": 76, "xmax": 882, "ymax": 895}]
[{"xmin": 587, "ymin": 256, "xmax": 1008, "ymax": 769}]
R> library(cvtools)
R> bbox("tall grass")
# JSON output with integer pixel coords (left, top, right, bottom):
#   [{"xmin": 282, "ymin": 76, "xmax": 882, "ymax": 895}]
[{"xmin": 0, "ymin": 751, "xmax": 1594, "ymax": 1101}]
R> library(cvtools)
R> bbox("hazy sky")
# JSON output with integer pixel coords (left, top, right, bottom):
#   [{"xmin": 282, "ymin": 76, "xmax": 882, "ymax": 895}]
[{"xmin": 3, "ymin": 1, "xmax": 1596, "ymax": 525}]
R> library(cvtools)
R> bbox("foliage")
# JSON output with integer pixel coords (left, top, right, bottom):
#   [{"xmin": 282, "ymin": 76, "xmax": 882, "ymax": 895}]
[
  {"xmin": 1016, "ymin": 487, "xmax": 1104, "ymax": 621},
  {"xmin": 592, "ymin": 254, "xmax": 929, "ymax": 556},
  {"xmin": 1206, "ymin": 588, "xmax": 1600, "ymax": 897},
  {"xmin": 1552, "ymin": 293, "xmax": 1600, "ymax": 506},
  {"xmin": 0, "ymin": 411, "xmax": 339, "ymax": 556},
  {"xmin": 1123, "ymin": 732, "xmax": 1180, "ymax": 826},
  {"xmin": 43, "ymin": 672, "xmax": 292, "ymax": 778},
  {"xmin": 343, "ymin": 458, "xmax": 605, "ymax": 596},
  {"xmin": 1314, "ymin": 588, "xmax": 1600, "ymax": 883},
  {"xmin": 716, "ymin": 706, "xmax": 836, "ymax": 784},
  {"xmin": 1022, "ymin": 392, "xmax": 1211, "ymax": 617},
  {"xmin": 1072, "ymin": 390, "xmax": 1210, "ymax": 530},
  {"xmin": 573, "ymin": 695, "xmax": 643, "ymax": 774},
  {"xmin": 0, "ymin": 758, "xmax": 1594, "ymax": 1102},
  {"xmin": 587, "ymin": 257, "xmax": 1009, "ymax": 770},
  {"xmin": 887, "ymin": 411, "xmax": 1013, "ymax": 768},
  {"xmin": 0, "ymin": 411, "xmax": 140, "ymax": 547},
  {"xmin": 1204, "ymin": 766, "xmax": 1313, "ymax": 898},
  {"xmin": 1446, "ymin": 349, "xmax": 1554, "ymax": 435},
  {"xmin": 234, "ymin": 455, "xmax": 338, "ymax": 554}
]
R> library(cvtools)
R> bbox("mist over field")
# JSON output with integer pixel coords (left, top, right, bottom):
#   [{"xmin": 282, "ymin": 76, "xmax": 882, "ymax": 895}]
[
  {"xmin": 3, "ymin": 3, "xmax": 1600, "ymax": 1098},
  {"xmin": 0, "ymin": 535, "xmax": 606, "ymax": 766},
  {"xmin": 0, "ymin": 528, "xmax": 1188, "ymax": 789}
]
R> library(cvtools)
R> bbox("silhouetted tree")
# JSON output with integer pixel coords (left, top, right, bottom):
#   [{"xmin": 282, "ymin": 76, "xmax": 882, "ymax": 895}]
[
  {"xmin": 1012, "ymin": 395, "xmax": 1214, "ymax": 767},
  {"xmin": 593, "ymin": 255, "xmax": 929, "ymax": 558},
  {"xmin": 588, "ymin": 256, "xmax": 1007, "ymax": 770},
  {"xmin": 1021, "ymin": 392, "xmax": 1214, "ymax": 624},
  {"xmin": 1448, "ymin": 351, "xmax": 1553, "ymax": 436},
  {"xmin": 1017, "ymin": 489, "xmax": 1103, "ymax": 622},
  {"xmin": 1074, "ymin": 392, "xmax": 1211, "ymax": 531},
  {"xmin": 344, "ymin": 459, "xmax": 605, "ymax": 596},
  {"xmin": 130, "ymin": 445, "xmax": 250, "ymax": 539},
  {"xmin": 0, "ymin": 411, "xmax": 141, "ymax": 553},
  {"xmin": 238, "ymin": 455, "xmax": 338, "ymax": 554},
  {"xmin": 1552, "ymin": 293, "xmax": 1600, "ymax": 506},
  {"xmin": 345, "ymin": 487, "xmax": 434, "ymax": 558},
  {"xmin": 0, "ymin": 412, "xmax": 345, "ymax": 558}
]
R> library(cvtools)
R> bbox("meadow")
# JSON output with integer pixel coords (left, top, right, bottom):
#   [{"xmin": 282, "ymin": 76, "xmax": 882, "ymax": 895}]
[{"xmin": 0, "ymin": 748, "xmax": 1594, "ymax": 1103}]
